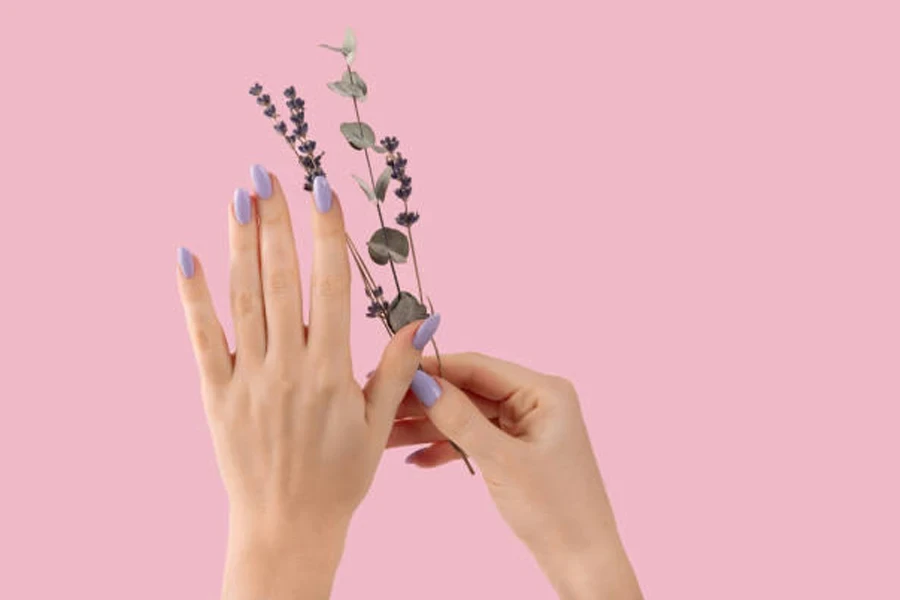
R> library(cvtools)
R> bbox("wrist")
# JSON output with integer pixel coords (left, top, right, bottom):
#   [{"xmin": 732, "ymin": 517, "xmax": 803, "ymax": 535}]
[
  {"xmin": 533, "ymin": 531, "xmax": 642, "ymax": 600},
  {"xmin": 223, "ymin": 509, "xmax": 350, "ymax": 600}
]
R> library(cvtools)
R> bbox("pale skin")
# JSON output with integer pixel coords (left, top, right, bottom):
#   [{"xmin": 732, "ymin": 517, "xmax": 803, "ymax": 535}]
[{"xmin": 176, "ymin": 167, "xmax": 642, "ymax": 599}]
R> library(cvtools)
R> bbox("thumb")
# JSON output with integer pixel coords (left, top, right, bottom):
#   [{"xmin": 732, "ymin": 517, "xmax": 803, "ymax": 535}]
[
  {"xmin": 411, "ymin": 370, "xmax": 511, "ymax": 463},
  {"xmin": 365, "ymin": 313, "xmax": 441, "ymax": 438}
]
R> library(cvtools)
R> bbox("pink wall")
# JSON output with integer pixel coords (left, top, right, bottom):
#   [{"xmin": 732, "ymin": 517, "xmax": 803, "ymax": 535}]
[{"xmin": 1, "ymin": 0, "xmax": 897, "ymax": 597}]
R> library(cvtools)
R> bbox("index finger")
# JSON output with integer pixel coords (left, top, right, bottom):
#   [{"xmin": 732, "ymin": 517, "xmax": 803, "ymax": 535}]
[{"xmin": 420, "ymin": 352, "xmax": 540, "ymax": 401}]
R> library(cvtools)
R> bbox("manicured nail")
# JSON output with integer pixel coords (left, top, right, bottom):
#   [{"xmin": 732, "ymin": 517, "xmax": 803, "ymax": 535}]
[
  {"xmin": 250, "ymin": 164, "xmax": 272, "ymax": 199},
  {"xmin": 410, "ymin": 369, "xmax": 441, "ymax": 408},
  {"xmin": 413, "ymin": 313, "xmax": 441, "ymax": 350},
  {"xmin": 313, "ymin": 175, "xmax": 332, "ymax": 213},
  {"xmin": 177, "ymin": 247, "xmax": 195, "ymax": 279},
  {"xmin": 233, "ymin": 188, "xmax": 251, "ymax": 225}
]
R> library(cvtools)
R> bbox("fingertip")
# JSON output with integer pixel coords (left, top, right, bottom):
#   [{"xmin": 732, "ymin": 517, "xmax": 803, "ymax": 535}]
[
  {"xmin": 177, "ymin": 246, "xmax": 195, "ymax": 279},
  {"xmin": 313, "ymin": 175, "xmax": 333, "ymax": 213}
]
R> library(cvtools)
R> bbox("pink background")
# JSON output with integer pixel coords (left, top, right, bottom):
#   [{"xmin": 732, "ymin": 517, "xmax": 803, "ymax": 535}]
[{"xmin": 1, "ymin": 0, "xmax": 898, "ymax": 597}]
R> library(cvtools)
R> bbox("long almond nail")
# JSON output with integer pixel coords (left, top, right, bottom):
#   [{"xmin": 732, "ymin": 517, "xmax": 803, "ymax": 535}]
[
  {"xmin": 250, "ymin": 164, "xmax": 272, "ymax": 199},
  {"xmin": 410, "ymin": 370, "xmax": 441, "ymax": 408},
  {"xmin": 313, "ymin": 175, "xmax": 332, "ymax": 213},
  {"xmin": 234, "ymin": 188, "xmax": 251, "ymax": 225},
  {"xmin": 177, "ymin": 247, "xmax": 195, "ymax": 279},
  {"xmin": 413, "ymin": 313, "xmax": 441, "ymax": 350}
]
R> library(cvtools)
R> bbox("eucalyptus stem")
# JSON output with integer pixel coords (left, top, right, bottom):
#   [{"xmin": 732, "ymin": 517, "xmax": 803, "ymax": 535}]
[
  {"xmin": 348, "ymin": 65, "xmax": 402, "ymax": 298},
  {"xmin": 403, "ymin": 199, "xmax": 424, "ymax": 303}
]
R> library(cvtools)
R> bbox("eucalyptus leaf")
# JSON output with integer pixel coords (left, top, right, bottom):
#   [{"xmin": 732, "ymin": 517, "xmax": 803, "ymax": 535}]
[
  {"xmin": 351, "ymin": 174, "xmax": 375, "ymax": 201},
  {"xmin": 327, "ymin": 81, "xmax": 356, "ymax": 98},
  {"xmin": 341, "ymin": 70, "xmax": 367, "ymax": 96},
  {"xmin": 374, "ymin": 167, "xmax": 392, "ymax": 201},
  {"xmin": 388, "ymin": 292, "xmax": 428, "ymax": 332},
  {"xmin": 340, "ymin": 121, "xmax": 376, "ymax": 150},
  {"xmin": 372, "ymin": 145, "xmax": 387, "ymax": 154},
  {"xmin": 367, "ymin": 228, "xmax": 409, "ymax": 265},
  {"xmin": 343, "ymin": 28, "xmax": 357, "ymax": 64}
]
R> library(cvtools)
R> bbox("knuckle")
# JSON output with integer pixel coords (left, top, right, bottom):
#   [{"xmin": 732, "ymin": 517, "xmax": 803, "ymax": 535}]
[
  {"xmin": 265, "ymin": 267, "xmax": 297, "ymax": 298},
  {"xmin": 545, "ymin": 374, "xmax": 577, "ymax": 399},
  {"xmin": 445, "ymin": 406, "xmax": 478, "ymax": 444},
  {"xmin": 310, "ymin": 367, "xmax": 341, "ymax": 399},
  {"xmin": 232, "ymin": 289, "xmax": 259, "ymax": 317},
  {"xmin": 314, "ymin": 270, "xmax": 350, "ymax": 300}
]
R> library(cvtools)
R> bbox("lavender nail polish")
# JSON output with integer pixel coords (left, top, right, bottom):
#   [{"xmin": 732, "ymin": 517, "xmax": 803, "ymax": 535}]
[
  {"xmin": 313, "ymin": 175, "xmax": 332, "ymax": 213},
  {"xmin": 233, "ymin": 188, "xmax": 251, "ymax": 225},
  {"xmin": 250, "ymin": 164, "xmax": 272, "ymax": 199},
  {"xmin": 177, "ymin": 247, "xmax": 194, "ymax": 279},
  {"xmin": 413, "ymin": 313, "xmax": 441, "ymax": 350},
  {"xmin": 410, "ymin": 370, "xmax": 441, "ymax": 408}
]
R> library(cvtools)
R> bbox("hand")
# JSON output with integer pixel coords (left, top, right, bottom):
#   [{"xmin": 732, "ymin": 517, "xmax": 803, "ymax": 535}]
[
  {"xmin": 176, "ymin": 167, "xmax": 440, "ymax": 600},
  {"xmin": 390, "ymin": 352, "xmax": 643, "ymax": 600}
]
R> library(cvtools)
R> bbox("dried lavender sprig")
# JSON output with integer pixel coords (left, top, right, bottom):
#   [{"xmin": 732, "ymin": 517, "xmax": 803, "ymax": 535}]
[
  {"xmin": 382, "ymin": 137, "xmax": 424, "ymax": 302},
  {"xmin": 249, "ymin": 83, "xmax": 325, "ymax": 192},
  {"xmin": 251, "ymin": 82, "xmax": 392, "ymax": 331}
]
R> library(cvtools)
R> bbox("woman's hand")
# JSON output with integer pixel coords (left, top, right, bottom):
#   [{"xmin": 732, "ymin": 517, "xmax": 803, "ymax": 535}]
[
  {"xmin": 176, "ymin": 166, "xmax": 440, "ymax": 600},
  {"xmin": 390, "ymin": 353, "xmax": 643, "ymax": 600}
]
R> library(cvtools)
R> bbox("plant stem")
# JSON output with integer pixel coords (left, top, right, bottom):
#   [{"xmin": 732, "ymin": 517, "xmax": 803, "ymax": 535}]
[
  {"xmin": 403, "ymin": 200, "xmax": 424, "ymax": 303},
  {"xmin": 348, "ymin": 65, "xmax": 402, "ymax": 297}
]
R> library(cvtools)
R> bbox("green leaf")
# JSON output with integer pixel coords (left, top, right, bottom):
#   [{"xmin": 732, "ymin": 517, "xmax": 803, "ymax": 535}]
[
  {"xmin": 351, "ymin": 174, "xmax": 375, "ymax": 201},
  {"xmin": 342, "ymin": 71, "xmax": 367, "ymax": 95},
  {"xmin": 387, "ymin": 292, "xmax": 428, "ymax": 332},
  {"xmin": 327, "ymin": 81, "xmax": 351, "ymax": 97},
  {"xmin": 343, "ymin": 28, "xmax": 357, "ymax": 64},
  {"xmin": 367, "ymin": 228, "xmax": 409, "ymax": 265},
  {"xmin": 372, "ymin": 145, "xmax": 387, "ymax": 154},
  {"xmin": 374, "ymin": 167, "xmax": 392, "ymax": 202},
  {"xmin": 340, "ymin": 121, "xmax": 376, "ymax": 150}
]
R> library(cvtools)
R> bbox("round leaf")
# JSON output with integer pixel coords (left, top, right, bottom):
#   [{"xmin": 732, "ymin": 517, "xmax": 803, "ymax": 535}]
[
  {"xmin": 340, "ymin": 121, "xmax": 376, "ymax": 150},
  {"xmin": 388, "ymin": 292, "xmax": 428, "ymax": 332},
  {"xmin": 367, "ymin": 228, "xmax": 409, "ymax": 265}
]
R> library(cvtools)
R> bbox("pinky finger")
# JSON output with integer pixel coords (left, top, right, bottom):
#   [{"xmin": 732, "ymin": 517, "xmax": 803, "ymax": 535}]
[
  {"xmin": 404, "ymin": 441, "xmax": 463, "ymax": 469},
  {"xmin": 176, "ymin": 247, "xmax": 232, "ymax": 386}
]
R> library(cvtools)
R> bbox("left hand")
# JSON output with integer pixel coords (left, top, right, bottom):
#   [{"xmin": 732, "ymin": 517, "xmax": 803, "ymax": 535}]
[{"xmin": 175, "ymin": 167, "xmax": 439, "ymax": 599}]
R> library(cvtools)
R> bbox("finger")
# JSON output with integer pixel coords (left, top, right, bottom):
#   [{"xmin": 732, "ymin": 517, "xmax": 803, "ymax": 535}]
[
  {"xmin": 229, "ymin": 187, "xmax": 265, "ymax": 363},
  {"xmin": 420, "ymin": 352, "xmax": 540, "ymax": 400},
  {"xmin": 254, "ymin": 166, "xmax": 305, "ymax": 357},
  {"xmin": 387, "ymin": 415, "xmax": 501, "ymax": 448},
  {"xmin": 404, "ymin": 441, "xmax": 463, "ymax": 469},
  {"xmin": 176, "ymin": 247, "xmax": 231, "ymax": 386},
  {"xmin": 395, "ymin": 389, "xmax": 500, "ymax": 420},
  {"xmin": 307, "ymin": 176, "xmax": 351, "ymax": 365},
  {"xmin": 409, "ymin": 371, "xmax": 515, "ymax": 463},
  {"xmin": 364, "ymin": 313, "xmax": 441, "ymax": 439}
]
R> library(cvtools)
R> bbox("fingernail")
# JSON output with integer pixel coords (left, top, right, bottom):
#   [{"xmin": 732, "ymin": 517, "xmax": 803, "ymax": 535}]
[
  {"xmin": 177, "ymin": 247, "xmax": 195, "ymax": 279},
  {"xmin": 313, "ymin": 175, "xmax": 332, "ymax": 213},
  {"xmin": 410, "ymin": 369, "xmax": 441, "ymax": 408},
  {"xmin": 413, "ymin": 313, "xmax": 441, "ymax": 350},
  {"xmin": 250, "ymin": 164, "xmax": 272, "ymax": 199},
  {"xmin": 233, "ymin": 188, "xmax": 251, "ymax": 225}
]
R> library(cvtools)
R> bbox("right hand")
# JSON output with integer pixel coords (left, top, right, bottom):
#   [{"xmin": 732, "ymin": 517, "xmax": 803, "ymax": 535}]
[{"xmin": 388, "ymin": 352, "xmax": 643, "ymax": 600}]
